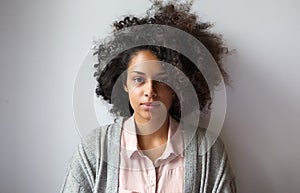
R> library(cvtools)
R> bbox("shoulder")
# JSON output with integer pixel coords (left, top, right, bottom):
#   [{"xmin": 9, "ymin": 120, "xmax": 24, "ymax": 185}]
[
  {"xmin": 194, "ymin": 127, "xmax": 226, "ymax": 156},
  {"xmin": 69, "ymin": 123, "xmax": 117, "ymax": 164},
  {"xmin": 69, "ymin": 119, "xmax": 123, "ymax": 167},
  {"xmin": 63, "ymin": 120, "xmax": 123, "ymax": 189},
  {"xmin": 188, "ymin": 126, "xmax": 232, "ymax": 174},
  {"xmin": 61, "ymin": 121, "xmax": 121, "ymax": 192},
  {"xmin": 81, "ymin": 118, "xmax": 123, "ymax": 150}
]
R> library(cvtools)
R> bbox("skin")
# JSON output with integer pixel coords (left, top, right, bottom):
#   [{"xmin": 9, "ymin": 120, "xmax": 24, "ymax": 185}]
[{"xmin": 124, "ymin": 50, "xmax": 174, "ymax": 162}]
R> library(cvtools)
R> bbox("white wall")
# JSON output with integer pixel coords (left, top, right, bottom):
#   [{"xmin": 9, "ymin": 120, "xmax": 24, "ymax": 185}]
[{"xmin": 0, "ymin": 0, "xmax": 299, "ymax": 193}]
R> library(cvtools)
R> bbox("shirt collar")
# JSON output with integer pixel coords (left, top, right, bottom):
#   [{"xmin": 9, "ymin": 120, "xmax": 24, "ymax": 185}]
[{"xmin": 121, "ymin": 115, "xmax": 184, "ymax": 160}]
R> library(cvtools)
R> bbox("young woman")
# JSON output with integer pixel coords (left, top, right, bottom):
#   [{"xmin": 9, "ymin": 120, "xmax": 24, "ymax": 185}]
[{"xmin": 61, "ymin": 1, "xmax": 236, "ymax": 193}]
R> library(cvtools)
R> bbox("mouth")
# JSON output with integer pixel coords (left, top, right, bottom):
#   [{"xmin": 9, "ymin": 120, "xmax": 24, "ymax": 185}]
[{"xmin": 141, "ymin": 102, "xmax": 160, "ymax": 110}]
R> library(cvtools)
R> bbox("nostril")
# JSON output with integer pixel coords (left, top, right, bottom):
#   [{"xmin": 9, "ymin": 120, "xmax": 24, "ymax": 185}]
[{"xmin": 144, "ymin": 91, "xmax": 157, "ymax": 98}]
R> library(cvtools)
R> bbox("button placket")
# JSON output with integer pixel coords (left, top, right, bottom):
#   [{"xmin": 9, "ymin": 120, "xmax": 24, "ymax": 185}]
[{"xmin": 148, "ymin": 169, "xmax": 156, "ymax": 193}]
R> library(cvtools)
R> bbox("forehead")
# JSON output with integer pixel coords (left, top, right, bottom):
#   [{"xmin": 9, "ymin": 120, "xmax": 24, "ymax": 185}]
[{"xmin": 127, "ymin": 50, "xmax": 165, "ymax": 75}]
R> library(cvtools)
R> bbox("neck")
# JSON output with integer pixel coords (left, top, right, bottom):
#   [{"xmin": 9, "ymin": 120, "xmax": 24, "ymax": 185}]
[{"xmin": 135, "ymin": 115, "xmax": 169, "ymax": 150}]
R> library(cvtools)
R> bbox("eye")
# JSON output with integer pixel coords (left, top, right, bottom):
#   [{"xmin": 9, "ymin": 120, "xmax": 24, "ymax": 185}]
[{"xmin": 133, "ymin": 77, "xmax": 145, "ymax": 83}]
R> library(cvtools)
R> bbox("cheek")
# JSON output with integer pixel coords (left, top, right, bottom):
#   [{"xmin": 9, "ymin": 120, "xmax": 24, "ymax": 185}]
[
  {"xmin": 167, "ymin": 95, "xmax": 174, "ymax": 107},
  {"xmin": 127, "ymin": 88, "xmax": 140, "ymax": 105},
  {"xmin": 162, "ymin": 89, "xmax": 174, "ymax": 106}
]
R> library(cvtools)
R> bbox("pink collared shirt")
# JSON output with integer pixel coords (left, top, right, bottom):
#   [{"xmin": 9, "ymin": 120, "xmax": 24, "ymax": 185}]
[{"xmin": 118, "ymin": 115, "xmax": 185, "ymax": 193}]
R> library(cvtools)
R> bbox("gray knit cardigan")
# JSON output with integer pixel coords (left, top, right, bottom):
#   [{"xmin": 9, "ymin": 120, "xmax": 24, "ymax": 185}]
[{"xmin": 61, "ymin": 118, "xmax": 236, "ymax": 193}]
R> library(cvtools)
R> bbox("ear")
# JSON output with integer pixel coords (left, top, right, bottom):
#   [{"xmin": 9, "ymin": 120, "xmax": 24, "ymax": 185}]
[{"xmin": 123, "ymin": 84, "xmax": 128, "ymax": 92}]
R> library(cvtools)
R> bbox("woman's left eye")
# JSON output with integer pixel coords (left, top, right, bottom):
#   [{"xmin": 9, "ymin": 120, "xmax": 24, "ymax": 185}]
[{"xmin": 156, "ymin": 77, "xmax": 168, "ymax": 84}]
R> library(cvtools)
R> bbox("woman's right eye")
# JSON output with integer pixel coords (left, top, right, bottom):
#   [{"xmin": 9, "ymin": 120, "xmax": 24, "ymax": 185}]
[{"xmin": 133, "ymin": 77, "xmax": 144, "ymax": 83}]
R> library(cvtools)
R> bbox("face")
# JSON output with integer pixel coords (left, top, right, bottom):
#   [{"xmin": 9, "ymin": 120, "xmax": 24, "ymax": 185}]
[{"xmin": 124, "ymin": 50, "xmax": 173, "ymax": 124}]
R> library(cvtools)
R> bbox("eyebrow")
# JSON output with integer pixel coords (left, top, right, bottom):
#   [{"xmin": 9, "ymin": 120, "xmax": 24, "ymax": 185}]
[{"xmin": 130, "ymin": 71, "xmax": 167, "ymax": 76}]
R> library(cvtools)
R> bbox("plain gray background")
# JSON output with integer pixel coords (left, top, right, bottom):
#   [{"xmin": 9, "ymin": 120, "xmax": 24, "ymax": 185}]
[{"xmin": 1, "ymin": 0, "xmax": 300, "ymax": 193}]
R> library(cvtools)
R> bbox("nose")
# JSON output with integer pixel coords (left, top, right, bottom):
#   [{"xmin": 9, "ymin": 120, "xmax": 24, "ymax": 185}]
[{"xmin": 144, "ymin": 80, "xmax": 157, "ymax": 98}]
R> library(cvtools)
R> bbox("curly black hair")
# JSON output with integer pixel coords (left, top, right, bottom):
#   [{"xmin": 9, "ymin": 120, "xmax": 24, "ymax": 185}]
[{"xmin": 94, "ymin": 1, "xmax": 230, "ymax": 121}]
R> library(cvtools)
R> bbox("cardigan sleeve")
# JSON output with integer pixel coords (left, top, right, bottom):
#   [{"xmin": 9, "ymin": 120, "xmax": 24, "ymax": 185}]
[
  {"xmin": 207, "ymin": 137, "xmax": 237, "ymax": 193},
  {"xmin": 60, "ymin": 129, "xmax": 100, "ymax": 193},
  {"xmin": 211, "ymin": 145, "xmax": 237, "ymax": 193},
  {"xmin": 60, "ymin": 165, "xmax": 92, "ymax": 193},
  {"xmin": 196, "ymin": 128, "xmax": 237, "ymax": 193}
]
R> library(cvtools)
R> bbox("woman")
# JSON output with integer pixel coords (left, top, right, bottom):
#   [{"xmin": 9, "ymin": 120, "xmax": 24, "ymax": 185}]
[{"xmin": 61, "ymin": 1, "xmax": 236, "ymax": 192}]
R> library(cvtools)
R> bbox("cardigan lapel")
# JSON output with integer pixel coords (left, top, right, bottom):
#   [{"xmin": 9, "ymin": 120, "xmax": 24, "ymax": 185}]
[
  {"xmin": 184, "ymin": 130, "xmax": 198, "ymax": 193},
  {"xmin": 106, "ymin": 117, "xmax": 124, "ymax": 193}
]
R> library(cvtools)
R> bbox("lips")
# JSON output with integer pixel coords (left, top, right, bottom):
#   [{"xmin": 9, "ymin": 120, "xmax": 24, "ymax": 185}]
[
  {"xmin": 141, "ymin": 101, "xmax": 160, "ymax": 110},
  {"xmin": 141, "ymin": 101, "xmax": 160, "ymax": 106}
]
